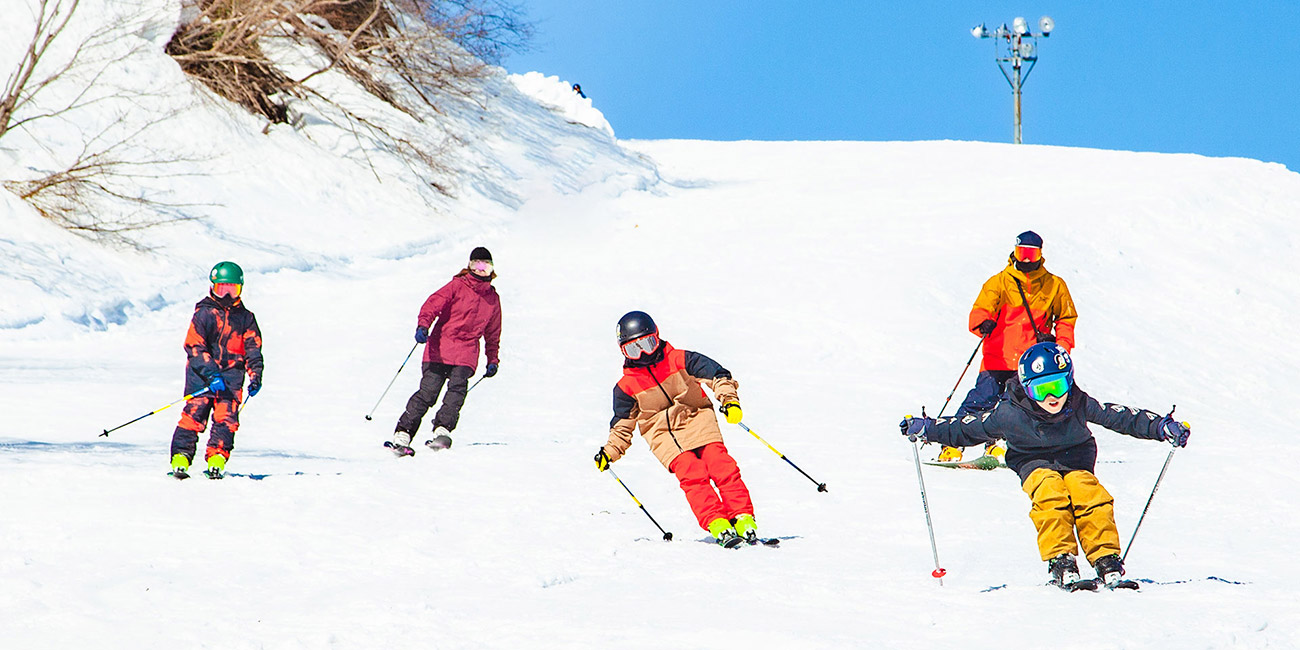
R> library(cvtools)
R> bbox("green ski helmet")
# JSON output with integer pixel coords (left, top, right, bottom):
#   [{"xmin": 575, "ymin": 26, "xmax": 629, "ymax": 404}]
[{"xmin": 209, "ymin": 261, "xmax": 244, "ymax": 285}]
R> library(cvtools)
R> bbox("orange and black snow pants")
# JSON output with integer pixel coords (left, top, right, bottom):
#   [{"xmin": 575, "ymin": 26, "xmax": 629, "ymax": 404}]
[
  {"xmin": 1021, "ymin": 468, "xmax": 1121, "ymax": 564},
  {"xmin": 668, "ymin": 442, "xmax": 755, "ymax": 531},
  {"xmin": 170, "ymin": 395, "xmax": 241, "ymax": 461}
]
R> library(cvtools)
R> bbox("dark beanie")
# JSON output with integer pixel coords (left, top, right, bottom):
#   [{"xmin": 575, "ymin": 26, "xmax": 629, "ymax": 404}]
[
  {"xmin": 1015, "ymin": 231, "xmax": 1043, "ymax": 248},
  {"xmin": 470, "ymin": 247, "xmax": 492, "ymax": 262}
]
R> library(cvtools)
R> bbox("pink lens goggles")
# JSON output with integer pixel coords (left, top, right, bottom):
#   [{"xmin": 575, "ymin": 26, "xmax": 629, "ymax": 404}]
[
  {"xmin": 470, "ymin": 260, "xmax": 493, "ymax": 274},
  {"xmin": 212, "ymin": 283, "xmax": 242, "ymax": 298},
  {"xmin": 620, "ymin": 333, "xmax": 660, "ymax": 360}
]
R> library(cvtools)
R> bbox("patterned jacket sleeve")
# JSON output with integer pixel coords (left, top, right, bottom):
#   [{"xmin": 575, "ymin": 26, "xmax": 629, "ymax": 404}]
[
  {"xmin": 1084, "ymin": 397, "xmax": 1166, "ymax": 441},
  {"xmin": 183, "ymin": 309, "xmax": 220, "ymax": 382},
  {"xmin": 683, "ymin": 350, "xmax": 739, "ymax": 404},
  {"xmin": 968, "ymin": 273, "xmax": 1004, "ymax": 334},
  {"xmin": 244, "ymin": 312, "xmax": 264, "ymax": 382},
  {"xmin": 604, "ymin": 384, "xmax": 639, "ymax": 462},
  {"xmin": 925, "ymin": 409, "xmax": 1002, "ymax": 448}
]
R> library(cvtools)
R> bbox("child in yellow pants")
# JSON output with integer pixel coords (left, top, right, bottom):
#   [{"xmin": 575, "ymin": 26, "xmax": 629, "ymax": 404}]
[{"xmin": 901, "ymin": 342, "xmax": 1190, "ymax": 589}]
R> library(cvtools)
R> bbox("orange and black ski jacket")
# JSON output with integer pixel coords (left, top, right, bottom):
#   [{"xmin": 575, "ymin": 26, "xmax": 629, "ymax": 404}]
[
  {"xmin": 969, "ymin": 256, "xmax": 1077, "ymax": 372},
  {"xmin": 602, "ymin": 342, "xmax": 739, "ymax": 471},
  {"xmin": 182, "ymin": 296, "xmax": 263, "ymax": 396}
]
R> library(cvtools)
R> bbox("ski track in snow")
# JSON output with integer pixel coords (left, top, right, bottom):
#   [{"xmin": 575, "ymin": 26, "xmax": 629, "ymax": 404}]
[{"xmin": 3, "ymin": 3, "xmax": 1300, "ymax": 648}]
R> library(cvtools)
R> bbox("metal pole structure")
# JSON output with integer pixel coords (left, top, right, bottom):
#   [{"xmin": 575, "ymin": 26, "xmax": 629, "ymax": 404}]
[
  {"xmin": 973, "ymin": 17, "xmax": 1052, "ymax": 145},
  {"xmin": 1012, "ymin": 34, "xmax": 1023, "ymax": 144}
]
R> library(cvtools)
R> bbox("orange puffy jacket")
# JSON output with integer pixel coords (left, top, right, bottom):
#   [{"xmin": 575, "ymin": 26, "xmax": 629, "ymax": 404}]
[{"xmin": 968, "ymin": 256, "xmax": 1077, "ymax": 372}]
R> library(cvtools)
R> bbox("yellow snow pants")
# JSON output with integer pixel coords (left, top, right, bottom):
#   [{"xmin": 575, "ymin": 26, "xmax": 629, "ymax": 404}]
[{"xmin": 1021, "ymin": 468, "xmax": 1121, "ymax": 564}]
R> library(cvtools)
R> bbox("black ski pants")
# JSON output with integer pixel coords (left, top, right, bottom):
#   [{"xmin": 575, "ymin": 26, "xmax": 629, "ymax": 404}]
[{"xmin": 396, "ymin": 362, "xmax": 474, "ymax": 434}]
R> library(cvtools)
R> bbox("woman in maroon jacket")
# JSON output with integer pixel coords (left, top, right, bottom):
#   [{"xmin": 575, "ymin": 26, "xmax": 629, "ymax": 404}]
[{"xmin": 391, "ymin": 247, "xmax": 502, "ymax": 454}]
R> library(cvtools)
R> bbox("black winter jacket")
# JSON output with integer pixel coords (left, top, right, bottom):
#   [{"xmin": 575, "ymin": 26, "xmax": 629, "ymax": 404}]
[{"xmin": 924, "ymin": 383, "xmax": 1167, "ymax": 483}]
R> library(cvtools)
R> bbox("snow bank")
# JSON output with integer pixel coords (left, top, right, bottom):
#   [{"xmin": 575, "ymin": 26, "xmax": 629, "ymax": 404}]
[{"xmin": 509, "ymin": 71, "xmax": 616, "ymax": 137}]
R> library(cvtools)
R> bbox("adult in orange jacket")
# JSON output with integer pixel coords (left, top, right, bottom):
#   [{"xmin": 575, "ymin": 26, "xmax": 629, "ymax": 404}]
[{"xmin": 939, "ymin": 231, "xmax": 1078, "ymax": 462}]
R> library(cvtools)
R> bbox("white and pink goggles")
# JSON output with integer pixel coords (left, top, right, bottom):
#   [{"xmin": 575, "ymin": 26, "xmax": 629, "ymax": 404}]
[
  {"xmin": 620, "ymin": 333, "xmax": 660, "ymax": 360},
  {"xmin": 469, "ymin": 259, "xmax": 493, "ymax": 274}
]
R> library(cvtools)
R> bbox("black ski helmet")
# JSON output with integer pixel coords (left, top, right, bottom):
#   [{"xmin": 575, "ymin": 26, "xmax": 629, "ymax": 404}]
[{"xmin": 616, "ymin": 311, "xmax": 658, "ymax": 345}]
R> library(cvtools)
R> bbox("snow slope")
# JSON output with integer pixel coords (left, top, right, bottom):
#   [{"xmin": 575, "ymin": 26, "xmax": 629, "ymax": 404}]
[{"xmin": 4, "ymin": 3, "xmax": 1300, "ymax": 649}]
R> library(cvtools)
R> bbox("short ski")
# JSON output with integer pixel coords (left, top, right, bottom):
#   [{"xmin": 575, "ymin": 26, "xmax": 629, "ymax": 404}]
[
  {"xmin": 169, "ymin": 468, "xmax": 190, "ymax": 480},
  {"xmin": 924, "ymin": 454, "xmax": 1004, "ymax": 471},
  {"xmin": 1103, "ymin": 578, "xmax": 1140, "ymax": 590},
  {"xmin": 424, "ymin": 434, "xmax": 453, "ymax": 451},
  {"xmin": 749, "ymin": 537, "xmax": 781, "ymax": 547},
  {"xmin": 1052, "ymin": 578, "xmax": 1100, "ymax": 592},
  {"xmin": 383, "ymin": 441, "xmax": 415, "ymax": 457}
]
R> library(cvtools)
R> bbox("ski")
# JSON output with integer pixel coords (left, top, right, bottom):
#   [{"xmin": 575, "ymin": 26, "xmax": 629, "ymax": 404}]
[
  {"xmin": 168, "ymin": 468, "xmax": 190, "ymax": 480},
  {"xmin": 749, "ymin": 537, "xmax": 781, "ymax": 547},
  {"xmin": 383, "ymin": 440, "xmax": 415, "ymax": 457},
  {"xmin": 424, "ymin": 434, "xmax": 453, "ymax": 451},
  {"xmin": 923, "ymin": 454, "xmax": 1004, "ymax": 470},
  {"xmin": 204, "ymin": 468, "xmax": 225, "ymax": 480},
  {"xmin": 1052, "ymin": 578, "xmax": 1100, "ymax": 592},
  {"xmin": 1103, "ymin": 578, "xmax": 1140, "ymax": 590}
]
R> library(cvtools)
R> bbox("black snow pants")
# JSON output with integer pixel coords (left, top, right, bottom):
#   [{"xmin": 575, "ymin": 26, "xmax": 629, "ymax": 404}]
[{"xmin": 396, "ymin": 362, "xmax": 474, "ymax": 434}]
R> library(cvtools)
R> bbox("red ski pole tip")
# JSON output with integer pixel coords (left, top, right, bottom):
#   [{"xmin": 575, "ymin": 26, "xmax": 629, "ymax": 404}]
[{"xmin": 932, "ymin": 568, "xmax": 947, "ymax": 578}]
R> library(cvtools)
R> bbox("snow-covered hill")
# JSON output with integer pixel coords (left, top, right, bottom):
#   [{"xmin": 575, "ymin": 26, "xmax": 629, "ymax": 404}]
[{"xmin": 4, "ymin": 2, "xmax": 1300, "ymax": 649}]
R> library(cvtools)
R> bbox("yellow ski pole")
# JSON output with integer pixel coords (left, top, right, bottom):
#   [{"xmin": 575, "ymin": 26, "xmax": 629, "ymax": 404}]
[
  {"xmin": 606, "ymin": 467, "xmax": 673, "ymax": 541},
  {"xmin": 100, "ymin": 387, "xmax": 212, "ymax": 437},
  {"xmin": 736, "ymin": 421, "xmax": 827, "ymax": 492}
]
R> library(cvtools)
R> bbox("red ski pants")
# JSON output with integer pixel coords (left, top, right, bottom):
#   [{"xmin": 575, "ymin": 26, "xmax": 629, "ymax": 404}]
[{"xmin": 668, "ymin": 442, "xmax": 754, "ymax": 531}]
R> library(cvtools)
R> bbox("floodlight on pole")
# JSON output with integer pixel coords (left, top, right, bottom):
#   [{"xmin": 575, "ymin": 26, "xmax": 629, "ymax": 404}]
[{"xmin": 971, "ymin": 16, "xmax": 1054, "ymax": 144}]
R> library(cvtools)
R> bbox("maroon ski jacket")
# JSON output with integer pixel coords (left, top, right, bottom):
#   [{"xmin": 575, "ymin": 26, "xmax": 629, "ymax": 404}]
[{"xmin": 417, "ymin": 273, "xmax": 501, "ymax": 371}]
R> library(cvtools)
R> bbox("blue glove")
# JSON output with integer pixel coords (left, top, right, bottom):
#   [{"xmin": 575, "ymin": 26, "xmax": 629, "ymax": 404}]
[
  {"xmin": 1158, "ymin": 417, "xmax": 1190, "ymax": 447},
  {"xmin": 414, "ymin": 326, "xmax": 428, "ymax": 344},
  {"xmin": 247, "ymin": 377, "xmax": 261, "ymax": 397},
  {"xmin": 484, "ymin": 362, "xmax": 498, "ymax": 378},
  {"xmin": 207, "ymin": 374, "xmax": 227, "ymax": 393},
  {"xmin": 899, "ymin": 415, "xmax": 934, "ymax": 442}
]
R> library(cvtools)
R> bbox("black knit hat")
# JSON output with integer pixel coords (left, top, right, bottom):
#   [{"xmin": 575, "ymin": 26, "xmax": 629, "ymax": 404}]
[
  {"xmin": 470, "ymin": 247, "xmax": 492, "ymax": 262},
  {"xmin": 1015, "ymin": 231, "xmax": 1043, "ymax": 248}
]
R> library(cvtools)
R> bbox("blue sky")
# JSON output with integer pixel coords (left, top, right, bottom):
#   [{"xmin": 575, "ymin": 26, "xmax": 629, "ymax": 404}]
[{"xmin": 507, "ymin": 1, "xmax": 1300, "ymax": 172}]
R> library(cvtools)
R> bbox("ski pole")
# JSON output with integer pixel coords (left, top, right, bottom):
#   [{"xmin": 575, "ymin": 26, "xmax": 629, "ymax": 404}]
[
  {"xmin": 935, "ymin": 333, "xmax": 987, "ymax": 419},
  {"xmin": 907, "ymin": 406, "xmax": 946, "ymax": 584},
  {"xmin": 1122, "ymin": 406, "xmax": 1180, "ymax": 564},
  {"xmin": 606, "ymin": 466, "xmax": 673, "ymax": 541},
  {"xmin": 365, "ymin": 343, "xmax": 419, "ymax": 421},
  {"xmin": 100, "ymin": 387, "xmax": 211, "ymax": 437},
  {"xmin": 465, "ymin": 376, "xmax": 486, "ymax": 395},
  {"xmin": 736, "ymin": 421, "xmax": 827, "ymax": 492}
]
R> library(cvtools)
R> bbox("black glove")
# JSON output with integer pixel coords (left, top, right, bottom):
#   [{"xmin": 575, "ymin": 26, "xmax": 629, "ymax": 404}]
[
  {"xmin": 594, "ymin": 449, "xmax": 610, "ymax": 471},
  {"xmin": 247, "ymin": 376, "xmax": 261, "ymax": 397},
  {"xmin": 414, "ymin": 326, "xmax": 428, "ymax": 344},
  {"xmin": 1158, "ymin": 417, "xmax": 1190, "ymax": 448},
  {"xmin": 899, "ymin": 415, "xmax": 934, "ymax": 442},
  {"xmin": 976, "ymin": 319, "xmax": 997, "ymax": 337},
  {"xmin": 1035, "ymin": 331, "xmax": 1057, "ymax": 343},
  {"xmin": 484, "ymin": 362, "xmax": 498, "ymax": 378}
]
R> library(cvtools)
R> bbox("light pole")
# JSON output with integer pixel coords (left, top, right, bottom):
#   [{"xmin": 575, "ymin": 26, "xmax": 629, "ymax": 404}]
[{"xmin": 972, "ymin": 16, "xmax": 1054, "ymax": 144}]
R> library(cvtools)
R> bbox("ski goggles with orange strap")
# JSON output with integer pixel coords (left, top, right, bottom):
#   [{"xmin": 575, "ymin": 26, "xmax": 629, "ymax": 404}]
[
  {"xmin": 1014, "ymin": 245, "xmax": 1042, "ymax": 263},
  {"xmin": 620, "ymin": 333, "xmax": 660, "ymax": 360},
  {"xmin": 212, "ymin": 283, "xmax": 242, "ymax": 298}
]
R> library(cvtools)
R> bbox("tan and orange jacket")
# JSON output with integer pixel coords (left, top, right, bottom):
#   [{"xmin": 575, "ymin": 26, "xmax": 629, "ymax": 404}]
[
  {"xmin": 603, "ymin": 342, "xmax": 739, "ymax": 471},
  {"xmin": 969, "ymin": 256, "xmax": 1077, "ymax": 372}
]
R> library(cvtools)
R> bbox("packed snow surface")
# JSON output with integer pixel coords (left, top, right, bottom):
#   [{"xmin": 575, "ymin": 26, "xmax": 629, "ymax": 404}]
[{"xmin": 3, "ymin": 2, "xmax": 1300, "ymax": 649}]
